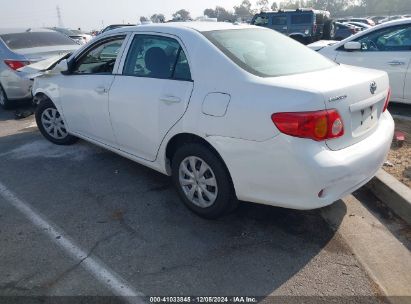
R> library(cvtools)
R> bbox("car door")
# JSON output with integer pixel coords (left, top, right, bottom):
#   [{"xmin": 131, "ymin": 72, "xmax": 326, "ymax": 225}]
[
  {"xmin": 335, "ymin": 23, "xmax": 411, "ymax": 101},
  {"xmin": 405, "ymin": 62, "xmax": 411, "ymax": 103},
  {"xmin": 59, "ymin": 35, "xmax": 127, "ymax": 145},
  {"xmin": 108, "ymin": 33, "xmax": 194, "ymax": 161}
]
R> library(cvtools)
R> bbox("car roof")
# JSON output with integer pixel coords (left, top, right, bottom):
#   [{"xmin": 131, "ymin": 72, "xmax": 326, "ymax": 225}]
[
  {"xmin": 255, "ymin": 9, "xmax": 328, "ymax": 14},
  {"xmin": 103, "ymin": 21, "xmax": 254, "ymax": 36},
  {"xmin": 376, "ymin": 17, "xmax": 411, "ymax": 27},
  {"xmin": 0, "ymin": 28, "xmax": 55, "ymax": 35}
]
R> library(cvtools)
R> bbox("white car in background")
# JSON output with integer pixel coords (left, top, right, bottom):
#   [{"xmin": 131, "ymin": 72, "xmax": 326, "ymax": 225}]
[
  {"xmin": 31, "ymin": 22, "xmax": 394, "ymax": 218},
  {"xmin": 313, "ymin": 19, "xmax": 411, "ymax": 104}
]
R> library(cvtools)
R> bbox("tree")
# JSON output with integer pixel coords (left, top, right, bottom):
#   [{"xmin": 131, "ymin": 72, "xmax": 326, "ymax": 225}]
[
  {"xmin": 234, "ymin": 0, "xmax": 253, "ymax": 21},
  {"xmin": 140, "ymin": 16, "xmax": 149, "ymax": 23},
  {"xmin": 150, "ymin": 13, "xmax": 165, "ymax": 23},
  {"xmin": 271, "ymin": 2, "xmax": 278, "ymax": 10},
  {"xmin": 257, "ymin": 0, "xmax": 270, "ymax": 12},
  {"xmin": 204, "ymin": 6, "xmax": 236, "ymax": 21},
  {"xmin": 204, "ymin": 8, "xmax": 217, "ymax": 18},
  {"xmin": 172, "ymin": 9, "xmax": 191, "ymax": 21}
]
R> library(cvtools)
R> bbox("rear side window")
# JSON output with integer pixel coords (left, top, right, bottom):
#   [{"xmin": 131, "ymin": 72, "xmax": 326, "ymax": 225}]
[
  {"xmin": 291, "ymin": 14, "xmax": 312, "ymax": 24},
  {"xmin": 0, "ymin": 32, "xmax": 77, "ymax": 50},
  {"xmin": 123, "ymin": 34, "xmax": 191, "ymax": 81},
  {"xmin": 272, "ymin": 16, "xmax": 287, "ymax": 25}
]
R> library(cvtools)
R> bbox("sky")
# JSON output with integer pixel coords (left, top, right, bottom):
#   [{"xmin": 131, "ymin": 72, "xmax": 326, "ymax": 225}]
[{"xmin": 0, "ymin": 0, "xmax": 281, "ymax": 31}]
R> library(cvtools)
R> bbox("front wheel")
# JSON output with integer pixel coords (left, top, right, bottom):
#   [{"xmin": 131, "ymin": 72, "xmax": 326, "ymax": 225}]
[
  {"xmin": 172, "ymin": 143, "xmax": 237, "ymax": 219},
  {"xmin": 35, "ymin": 99, "xmax": 78, "ymax": 145}
]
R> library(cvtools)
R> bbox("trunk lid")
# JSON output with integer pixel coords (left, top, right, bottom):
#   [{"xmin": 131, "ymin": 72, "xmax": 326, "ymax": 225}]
[
  {"xmin": 320, "ymin": 65, "xmax": 389, "ymax": 151},
  {"xmin": 16, "ymin": 45, "xmax": 80, "ymax": 62},
  {"xmin": 266, "ymin": 64, "xmax": 389, "ymax": 150}
]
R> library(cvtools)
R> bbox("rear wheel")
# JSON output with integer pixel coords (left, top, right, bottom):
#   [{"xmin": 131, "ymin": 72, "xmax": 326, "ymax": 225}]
[
  {"xmin": 0, "ymin": 84, "xmax": 10, "ymax": 109},
  {"xmin": 35, "ymin": 98, "xmax": 78, "ymax": 145},
  {"xmin": 290, "ymin": 35, "xmax": 308, "ymax": 45},
  {"xmin": 172, "ymin": 143, "xmax": 237, "ymax": 219}
]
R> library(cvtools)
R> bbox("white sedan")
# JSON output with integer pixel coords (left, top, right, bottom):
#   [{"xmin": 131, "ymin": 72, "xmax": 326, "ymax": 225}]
[
  {"xmin": 31, "ymin": 22, "xmax": 394, "ymax": 218},
  {"xmin": 313, "ymin": 19, "xmax": 411, "ymax": 104}
]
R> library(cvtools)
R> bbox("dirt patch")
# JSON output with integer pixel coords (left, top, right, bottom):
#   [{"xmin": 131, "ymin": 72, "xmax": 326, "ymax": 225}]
[{"xmin": 384, "ymin": 118, "xmax": 411, "ymax": 188}]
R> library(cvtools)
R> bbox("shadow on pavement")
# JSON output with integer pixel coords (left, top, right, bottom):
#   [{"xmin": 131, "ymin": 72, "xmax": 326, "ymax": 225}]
[{"xmin": 0, "ymin": 130, "xmax": 347, "ymax": 297}]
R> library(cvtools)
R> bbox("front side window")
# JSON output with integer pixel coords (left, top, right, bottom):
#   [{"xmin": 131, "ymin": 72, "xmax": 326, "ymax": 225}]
[
  {"xmin": 73, "ymin": 37, "xmax": 125, "ymax": 74},
  {"xmin": 123, "ymin": 34, "xmax": 191, "ymax": 80},
  {"xmin": 203, "ymin": 28, "xmax": 336, "ymax": 77},
  {"xmin": 253, "ymin": 15, "xmax": 269, "ymax": 26},
  {"xmin": 272, "ymin": 16, "xmax": 287, "ymax": 26},
  {"xmin": 356, "ymin": 24, "xmax": 411, "ymax": 52}
]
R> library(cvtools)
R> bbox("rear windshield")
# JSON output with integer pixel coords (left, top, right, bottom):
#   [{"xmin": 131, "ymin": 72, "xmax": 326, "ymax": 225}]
[
  {"xmin": 203, "ymin": 28, "xmax": 336, "ymax": 77},
  {"xmin": 0, "ymin": 32, "xmax": 77, "ymax": 50}
]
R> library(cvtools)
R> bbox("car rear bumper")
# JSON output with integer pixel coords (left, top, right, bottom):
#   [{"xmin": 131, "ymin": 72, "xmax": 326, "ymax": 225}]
[
  {"xmin": 0, "ymin": 72, "xmax": 33, "ymax": 101},
  {"xmin": 208, "ymin": 112, "xmax": 394, "ymax": 210}
]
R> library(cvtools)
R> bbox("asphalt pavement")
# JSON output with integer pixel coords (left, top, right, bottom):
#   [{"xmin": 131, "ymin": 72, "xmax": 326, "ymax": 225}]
[{"xmin": 0, "ymin": 104, "xmax": 398, "ymax": 302}]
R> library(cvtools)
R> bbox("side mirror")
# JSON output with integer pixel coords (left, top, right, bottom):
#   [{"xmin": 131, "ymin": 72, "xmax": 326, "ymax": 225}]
[
  {"xmin": 344, "ymin": 41, "xmax": 362, "ymax": 51},
  {"xmin": 55, "ymin": 59, "xmax": 69, "ymax": 73}
]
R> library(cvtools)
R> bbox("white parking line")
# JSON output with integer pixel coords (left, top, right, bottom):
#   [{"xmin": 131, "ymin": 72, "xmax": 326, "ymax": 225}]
[{"xmin": 0, "ymin": 181, "xmax": 144, "ymax": 304}]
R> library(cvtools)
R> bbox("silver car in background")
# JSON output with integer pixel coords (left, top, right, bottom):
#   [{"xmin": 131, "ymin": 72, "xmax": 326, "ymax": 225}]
[{"xmin": 0, "ymin": 28, "xmax": 79, "ymax": 109}]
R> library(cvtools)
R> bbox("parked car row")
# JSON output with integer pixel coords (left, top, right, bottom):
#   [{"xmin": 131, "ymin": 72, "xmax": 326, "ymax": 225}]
[
  {"xmin": 0, "ymin": 28, "xmax": 80, "ymax": 108},
  {"xmin": 0, "ymin": 23, "xmax": 142, "ymax": 109},
  {"xmin": 250, "ymin": 9, "xmax": 380, "ymax": 44},
  {"xmin": 49, "ymin": 27, "xmax": 93, "ymax": 44},
  {"xmin": 251, "ymin": 9, "xmax": 336, "ymax": 44}
]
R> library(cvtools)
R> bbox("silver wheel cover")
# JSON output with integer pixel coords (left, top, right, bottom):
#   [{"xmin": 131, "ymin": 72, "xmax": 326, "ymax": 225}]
[
  {"xmin": 41, "ymin": 108, "xmax": 68, "ymax": 139},
  {"xmin": 178, "ymin": 156, "xmax": 218, "ymax": 208}
]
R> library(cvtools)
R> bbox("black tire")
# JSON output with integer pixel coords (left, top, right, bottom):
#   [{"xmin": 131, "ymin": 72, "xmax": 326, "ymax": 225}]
[
  {"xmin": 171, "ymin": 143, "xmax": 237, "ymax": 219},
  {"xmin": 290, "ymin": 35, "xmax": 307, "ymax": 45},
  {"xmin": 35, "ymin": 98, "xmax": 78, "ymax": 145},
  {"xmin": 323, "ymin": 20, "xmax": 336, "ymax": 40},
  {"xmin": 0, "ymin": 84, "xmax": 11, "ymax": 110}
]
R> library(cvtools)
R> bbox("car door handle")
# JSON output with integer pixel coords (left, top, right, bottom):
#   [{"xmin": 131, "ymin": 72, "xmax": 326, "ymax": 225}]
[
  {"xmin": 95, "ymin": 86, "xmax": 108, "ymax": 94},
  {"xmin": 160, "ymin": 95, "xmax": 181, "ymax": 104},
  {"xmin": 387, "ymin": 60, "xmax": 406, "ymax": 66}
]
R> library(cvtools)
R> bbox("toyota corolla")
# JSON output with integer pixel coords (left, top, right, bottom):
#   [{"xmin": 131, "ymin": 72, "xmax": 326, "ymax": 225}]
[{"xmin": 31, "ymin": 22, "xmax": 394, "ymax": 218}]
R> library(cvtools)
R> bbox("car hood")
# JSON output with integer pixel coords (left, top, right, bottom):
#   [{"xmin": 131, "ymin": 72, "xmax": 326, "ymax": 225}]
[{"xmin": 307, "ymin": 40, "xmax": 339, "ymax": 51}]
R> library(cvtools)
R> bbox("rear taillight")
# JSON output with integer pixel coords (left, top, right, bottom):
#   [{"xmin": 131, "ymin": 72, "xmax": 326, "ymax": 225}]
[
  {"xmin": 4, "ymin": 60, "xmax": 31, "ymax": 71},
  {"xmin": 271, "ymin": 109, "xmax": 344, "ymax": 141},
  {"xmin": 313, "ymin": 23, "xmax": 317, "ymax": 33},
  {"xmin": 383, "ymin": 88, "xmax": 391, "ymax": 112}
]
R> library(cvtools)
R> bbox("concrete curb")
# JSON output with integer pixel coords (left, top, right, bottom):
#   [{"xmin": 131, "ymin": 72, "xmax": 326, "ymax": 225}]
[
  {"xmin": 366, "ymin": 169, "xmax": 411, "ymax": 225},
  {"xmin": 321, "ymin": 196, "xmax": 411, "ymax": 303}
]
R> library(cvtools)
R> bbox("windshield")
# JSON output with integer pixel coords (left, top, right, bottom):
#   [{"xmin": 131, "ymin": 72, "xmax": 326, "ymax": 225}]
[
  {"xmin": 1, "ymin": 32, "xmax": 77, "ymax": 50},
  {"xmin": 203, "ymin": 28, "xmax": 336, "ymax": 77}
]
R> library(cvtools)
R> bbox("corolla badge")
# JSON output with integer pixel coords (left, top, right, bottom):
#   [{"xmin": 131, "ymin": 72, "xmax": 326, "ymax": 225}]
[
  {"xmin": 370, "ymin": 81, "xmax": 377, "ymax": 95},
  {"xmin": 329, "ymin": 95, "xmax": 347, "ymax": 102}
]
